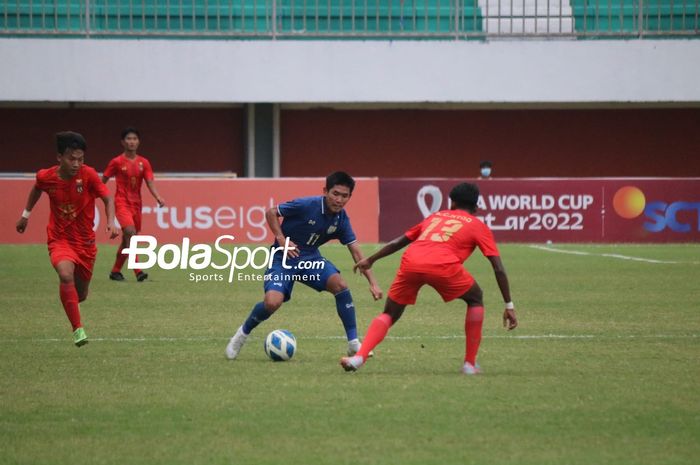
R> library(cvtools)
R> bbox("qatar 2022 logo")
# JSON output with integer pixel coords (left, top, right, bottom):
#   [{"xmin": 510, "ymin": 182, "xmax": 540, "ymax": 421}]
[{"xmin": 612, "ymin": 186, "xmax": 700, "ymax": 233}]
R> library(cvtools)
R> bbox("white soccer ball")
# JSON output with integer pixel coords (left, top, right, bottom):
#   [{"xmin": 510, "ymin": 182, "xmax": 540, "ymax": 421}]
[{"xmin": 264, "ymin": 329, "xmax": 297, "ymax": 361}]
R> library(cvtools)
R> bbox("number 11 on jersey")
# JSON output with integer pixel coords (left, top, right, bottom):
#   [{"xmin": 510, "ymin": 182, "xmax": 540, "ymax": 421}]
[{"xmin": 307, "ymin": 233, "xmax": 321, "ymax": 246}]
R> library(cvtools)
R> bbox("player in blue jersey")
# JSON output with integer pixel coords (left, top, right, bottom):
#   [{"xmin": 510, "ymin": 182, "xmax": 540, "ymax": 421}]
[{"xmin": 225, "ymin": 171, "xmax": 383, "ymax": 360}]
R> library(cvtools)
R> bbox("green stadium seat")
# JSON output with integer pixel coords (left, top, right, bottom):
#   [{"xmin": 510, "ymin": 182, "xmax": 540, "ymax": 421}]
[
  {"xmin": 1, "ymin": 0, "xmax": 697, "ymax": 37},
  {"xmin": 571, "ymin": 0, "xmax": 699, "ymax": 36}
]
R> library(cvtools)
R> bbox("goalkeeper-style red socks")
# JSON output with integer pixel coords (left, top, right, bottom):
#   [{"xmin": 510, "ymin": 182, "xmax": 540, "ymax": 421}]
[
  {"xmin": 464, "ymin": 306, "xmax": 484, "ymax": 365},
  {"xmin": 59, "ymin": 282, "xmax": 82, "ymax": 331},
  {"xmin": 112, "ymin": 245, "xmax": 127, "ymax": 273},
  {"xmin": 358, "ymin": 313, "xmax": 393, "ymax": 360}
]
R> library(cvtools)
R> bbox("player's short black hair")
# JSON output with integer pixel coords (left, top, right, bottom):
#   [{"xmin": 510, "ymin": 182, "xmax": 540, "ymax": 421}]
[
  {"xmin": 326, "ymin": 171, "xmax": 355, "ymax": 193},
  {"xmin": 121, "ymin": 126, "xmax": 140, "ymax": 140},
  {"xmin": 56, "ymin": 131, "xmax": 87, "ymax": 155},
  {"xmin": 449, "ymin": 182, "xmax": 480, "ymax": 211},
  {"xmin": 479, "ymin": 160, "xmax": 493, "ymax": 168}
]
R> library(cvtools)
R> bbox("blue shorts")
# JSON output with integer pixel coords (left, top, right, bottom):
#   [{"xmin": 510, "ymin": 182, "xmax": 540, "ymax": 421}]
[{"xmin": 263, "ymin": 256, "xmax": 340, "ymax": 302}]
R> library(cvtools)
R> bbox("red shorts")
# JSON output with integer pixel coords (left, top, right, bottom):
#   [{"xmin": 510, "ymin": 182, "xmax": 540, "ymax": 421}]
[
  {"xmin": 116, "ymin": 203, "xmax": 142, "ymax": 232},
  {"xmin": 388, "ymin": 263, "xmax": 475, "ymax": 306},
  {"xmin": 48, "ymin": 240, "xmax": 97, "ymax": 281}
]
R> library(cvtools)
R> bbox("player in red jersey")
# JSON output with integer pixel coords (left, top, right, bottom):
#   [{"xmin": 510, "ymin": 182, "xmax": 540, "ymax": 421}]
[
  {"xmin": 340, "ymin": 182, "xmax": 518, "ymax": 375},
  {"xmin": 16, "ymin": 131, "xmax": 119, "ymax": 347},
  {"xmin": 102, "ymin": 127, "xmax": 164, "ymax": 282}
]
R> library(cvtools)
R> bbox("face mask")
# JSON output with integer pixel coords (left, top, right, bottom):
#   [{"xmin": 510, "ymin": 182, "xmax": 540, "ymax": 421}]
[{"xmin": 480, "ymin": 167, "xmax": 492, "ymax": 177}]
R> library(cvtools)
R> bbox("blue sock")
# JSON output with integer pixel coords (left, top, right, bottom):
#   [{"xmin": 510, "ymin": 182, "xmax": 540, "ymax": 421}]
[
  {"xmin": 334, "ymin": 289, "xmax": 358, "ymax": 341},
  {"xmin": 242, "ymin": 302, "xmax": 271, "ymax": 335}
]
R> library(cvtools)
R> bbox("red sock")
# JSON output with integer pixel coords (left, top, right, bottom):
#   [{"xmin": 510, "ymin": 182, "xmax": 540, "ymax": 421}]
[
  {"xmin": 59, "ymin": 282, "xmax": 82, "ymax": 331},
  {"xmin": 112, "ymin": 245, "xmax": 127, "ymax": 273},
  {"xmin": 358, "ymin": 313, "xmax": 393, "ymax": 360},
  {"xmin": 465, "ymin": 306, "xmax": 484, "ymax": 365},
  {"xmin": 133, "ymin": 254, "xmax": 142, "ymax": 276}
]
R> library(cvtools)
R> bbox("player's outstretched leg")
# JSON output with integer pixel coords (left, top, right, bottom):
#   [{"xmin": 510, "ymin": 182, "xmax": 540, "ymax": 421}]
[
  {"xmin": 340, "ymin": 313, "xmax": 393, "ymax": 372},
  {"xmin": 226, "ymin": 292, "xmax": 281, "ymax": 360},
  {"xmin": 460, "ymin": 283, "xmax": 484, "ymax": 375},
  {"xmin": 340, "ymin": 298, "xmax": 405, "ymax": 372}
]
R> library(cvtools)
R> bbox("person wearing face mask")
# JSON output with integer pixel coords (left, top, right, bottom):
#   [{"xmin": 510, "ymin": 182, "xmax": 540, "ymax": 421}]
[{"xmin": 478, "ymin": 160, "xmax": 493, "ymax": 179}]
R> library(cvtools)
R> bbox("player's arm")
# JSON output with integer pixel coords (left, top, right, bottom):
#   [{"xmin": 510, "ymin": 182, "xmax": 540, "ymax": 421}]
[
  {"xmin": 265, "ymin": 207, "xmax": 299, "ymax": 258},
  {"xmin": 486, "ymin": 255, "xmax": 518, "ymax": 331},
  {"xmin": 142, "ymin": 160, "xmax": 164, "ymax": 206},
  {"xmin": 145, "ymin": 179, "xmax": 165, "ymax": 207},
  {"xmin": 16, "ymin": 186, "xmax": 43, "ymax": 233},
  {"xmin": 102, "ymin": 159, "xmax": 115, "ymax": 184},
  {"xmin": 101, "ymin": 195, "xmax": 120, "ymax": 239},
  {"xmin": 346, "ymin": 242, "xmax": 383, "ymax": 301},
  {"xmin": 353, "ymin": 234, "xmax": 412, "ymax": 273}
]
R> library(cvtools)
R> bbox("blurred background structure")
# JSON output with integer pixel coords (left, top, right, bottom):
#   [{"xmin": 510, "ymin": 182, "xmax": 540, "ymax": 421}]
[{"xmin": 1, "ymin": 1, "xmax": 699, "ymax": 177}]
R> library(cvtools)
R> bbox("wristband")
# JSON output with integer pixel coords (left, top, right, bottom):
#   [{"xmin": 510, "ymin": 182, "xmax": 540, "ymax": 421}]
[
  {"xmin": 505, "ymin": 301, "xmax": 515, "ymax": 310},
  {"xmin": 21, "ymin": 209, "xmax": 31, "ymax": 219}
]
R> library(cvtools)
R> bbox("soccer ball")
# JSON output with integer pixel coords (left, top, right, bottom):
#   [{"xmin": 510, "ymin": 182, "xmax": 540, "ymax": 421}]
[{"xmin": 264, "ymin": 329, "xmax": 297, "ymax": 361}]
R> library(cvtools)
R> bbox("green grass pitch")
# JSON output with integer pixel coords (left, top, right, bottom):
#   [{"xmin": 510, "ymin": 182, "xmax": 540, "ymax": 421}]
[{"xmin": 1, "ymin": 243, "xmax": 699, "ymax": 465}]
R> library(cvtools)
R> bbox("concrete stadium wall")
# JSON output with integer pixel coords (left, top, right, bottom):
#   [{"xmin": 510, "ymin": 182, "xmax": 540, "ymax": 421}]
[{"xmin": 1, "ymin": 39, "xmax": 699, "ymax": 103}]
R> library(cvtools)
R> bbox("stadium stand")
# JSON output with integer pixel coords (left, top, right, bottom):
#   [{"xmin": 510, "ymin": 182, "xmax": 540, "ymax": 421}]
[
  {"xmin": 1, "ymin": 0, "xmax": 697, "ymax": 38},
  {"xmin": 572, "ymin": 0, "xmax": 700, "ymax": 36}
]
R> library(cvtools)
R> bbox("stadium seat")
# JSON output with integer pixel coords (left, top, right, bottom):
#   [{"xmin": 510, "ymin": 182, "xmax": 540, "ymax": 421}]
[{"xmin": 0, "ymin": 0, "xmax": 697, "ymax": 37}]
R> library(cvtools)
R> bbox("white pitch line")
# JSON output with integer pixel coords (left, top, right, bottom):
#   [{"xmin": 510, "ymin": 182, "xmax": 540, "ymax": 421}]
[
  {"xmin": 2, "ymin": 334, "xmax": 697, "ymax": 343},
  {"xmin": 528, "ymin": 245, "xmax": 680, "ymax": 264}
]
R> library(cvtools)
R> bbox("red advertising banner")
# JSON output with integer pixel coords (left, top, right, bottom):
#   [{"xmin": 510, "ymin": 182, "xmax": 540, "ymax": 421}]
[
  {"xmin": 2, "ymin": 178, "xmax": 379, "ymax": 244},
  {"xmin": 379, "ymin": 178, "xmax": 700, "ymax": 243}
]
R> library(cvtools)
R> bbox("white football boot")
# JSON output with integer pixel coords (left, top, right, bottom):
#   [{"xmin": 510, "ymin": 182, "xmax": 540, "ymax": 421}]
[
  {"xmin": 225, "ymin": 326, "xmax": 249, "ymax": 360},
  {"xmin": 347, "ymin": 338, "xmax": 374, "ymax": 357},
  {"xmin": 461, "ymin": 361, "xmax": 482, "ymax": 375},
  {"xmin": 340, "ymin": 355, "xmax": 365, "ymax": 372}
]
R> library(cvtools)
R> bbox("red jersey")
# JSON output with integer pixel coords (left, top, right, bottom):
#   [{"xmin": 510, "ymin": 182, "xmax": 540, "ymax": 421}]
[
  {"xmin": 35, "ymin": 165, "xmax": 110, "ymax": 247},
  {"xmin": 103, "ymin": 154, "xmax": 154, "ymax": 208},
  {"xmin": 400, "ymin": 210, "xmax": 499, "ymax": 270}
]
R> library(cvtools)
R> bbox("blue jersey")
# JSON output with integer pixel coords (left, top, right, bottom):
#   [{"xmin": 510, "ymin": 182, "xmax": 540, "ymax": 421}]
[{"xmin": 275, "ymin": 196, "xmax": 357, "ymax": 258}]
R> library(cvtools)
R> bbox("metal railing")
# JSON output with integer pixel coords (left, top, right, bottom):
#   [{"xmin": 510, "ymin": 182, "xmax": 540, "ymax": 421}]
[{"xmin": 1, "ymin": 0, "xmax": 698, "ymax": 39}]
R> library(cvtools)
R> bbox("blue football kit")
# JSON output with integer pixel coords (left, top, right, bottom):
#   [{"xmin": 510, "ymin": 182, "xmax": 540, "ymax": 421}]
[
  {"xmin": 264, "ymin": 195, "xmax": 357, "ymax": 300},
  {"xmin": 239, "ymin": 195, "xmax": 361, "ymax": 342}
]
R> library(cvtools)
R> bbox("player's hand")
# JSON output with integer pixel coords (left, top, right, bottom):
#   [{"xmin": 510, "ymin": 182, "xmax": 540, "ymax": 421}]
[
  {"xmin": 288, "ymin": 241, "xmax": 300, "ymax": 259},
  {"xmin": 285, "ymin": 239, "xmax": 300, "ymax": 259},
  {"xmin": 16, "ymin": 217, "xmax": 28, "ymax": 233},
  {"xmin": 503, "ymin": 308, "xmax": 518, "ymax": 331},
  {"xmin": 369, "ymin": 283, "xmax": 383, "ymax": 301},
  {"xmin": 353, "ymin": 258, "xmax": 372, "ymax": 273},
  {"xmin": 107, "ymin": 222, "xmax": 120, "ymax": 239},
  {"xmin": 157, "ymin": 196, "xmax": 166, "ymax": 207}
]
